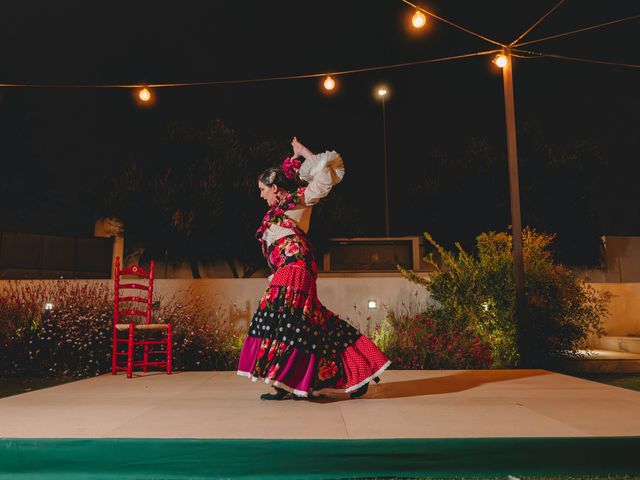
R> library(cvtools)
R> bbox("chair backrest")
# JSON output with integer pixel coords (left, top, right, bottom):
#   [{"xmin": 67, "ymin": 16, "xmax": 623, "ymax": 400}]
[{"xmin": 114, "ymin": 257, "xmax": 155, "ymax": 325}]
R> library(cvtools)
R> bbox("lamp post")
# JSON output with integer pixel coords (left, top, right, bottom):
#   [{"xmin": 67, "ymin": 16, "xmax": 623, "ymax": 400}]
[
  {"xmin": 377, "ymin": 86, "xmax": 391, "ymax": 237},
  {"xmin": 496, "ymin": 49, "xmax": 528, "ymax": 365}
]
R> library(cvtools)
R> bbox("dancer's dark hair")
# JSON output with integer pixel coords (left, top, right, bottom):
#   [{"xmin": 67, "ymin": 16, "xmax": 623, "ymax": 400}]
[{"xmin": 257, "ymin": 167, "xmax": 304, "ymax": 193}]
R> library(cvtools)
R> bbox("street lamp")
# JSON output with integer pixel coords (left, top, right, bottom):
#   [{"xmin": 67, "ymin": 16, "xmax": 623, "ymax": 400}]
[
  {"xmin": 493, "ymin": 53, "xmax": 509, "ymax": 68},
  {"xmin": 376, "ymin": 85, "xmax": 390, "ymax": 237},
  {"xmin": 496, "ymin": 48, "xmax": 528, "ymax": 363}
]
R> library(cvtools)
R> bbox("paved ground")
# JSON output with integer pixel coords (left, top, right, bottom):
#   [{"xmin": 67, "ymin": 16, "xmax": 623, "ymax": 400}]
[{"xmin": 1, "ymin": 370, "xmax": 640, "ymax": 439}]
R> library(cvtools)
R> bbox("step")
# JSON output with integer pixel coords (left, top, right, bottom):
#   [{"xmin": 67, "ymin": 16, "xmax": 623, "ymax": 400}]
[
  {"xmin": 560, "ymin": 349, "xmax": 640, "ymax": 373},
  {"xmin": 597, "ymin": 336, "xmax": 640, "ymax": 354}
]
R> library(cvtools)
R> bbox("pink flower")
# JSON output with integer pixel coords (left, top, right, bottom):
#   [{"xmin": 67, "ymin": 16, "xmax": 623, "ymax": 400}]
[
  {"xmin": 269, "ymin": 246, "xmax": 281, "ymax": 266},
  {"xmin": 281, "ymin": 219, "xmax": 297, "ymax": 230},
  {"xmin": 281, "ymin": 157, "xmax": 302, "ymax": 180},
  {"xmin": 269, "ymin": 287, "xmax": 279, "ymax": 303},
  {"xmin": 285, "ymin": 242, "xmax": 300, "ymax": 257}
]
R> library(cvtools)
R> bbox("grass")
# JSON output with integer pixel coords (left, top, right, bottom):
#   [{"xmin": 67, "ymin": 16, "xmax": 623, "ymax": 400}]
[
  {"xmin": 0, "ymin": 375, "xmax": 75, "ymax": 399},
  {"xmin": 566, "ymin": 372, "xmax": 640, "ymax": 392}
]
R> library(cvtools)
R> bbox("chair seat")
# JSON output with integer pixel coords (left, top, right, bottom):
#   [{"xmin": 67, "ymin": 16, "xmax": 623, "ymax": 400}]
[{"xmin": 115, "ymin": 323, "xmax": 170, "ymax": 331}]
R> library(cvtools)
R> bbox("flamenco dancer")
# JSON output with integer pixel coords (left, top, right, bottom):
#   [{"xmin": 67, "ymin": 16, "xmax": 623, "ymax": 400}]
[{"xmin": 237, "ymin": 137, "xmax": 391, "ymax": 400}]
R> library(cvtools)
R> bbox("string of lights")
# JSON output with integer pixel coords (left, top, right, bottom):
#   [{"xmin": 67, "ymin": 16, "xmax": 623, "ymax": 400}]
[
  {"xmin": 512, "ymin": 49, "xmax": 640, "ymax": 69},
  {"xmin": 400, "ymin": 0, "xmax": 505, "ymax": 47},
  {"xmin": 512, "ymin": 14, "xmax": 640, "ymax": 48},
  {"xmin": 509, "ymin": 0, "xmax": 566, "ymax": 47},
  {"xmin": 0, "ymin": 49, "xmax": 500, "ymax": 96},
  {"xmin": 0, "ymin": 3, "xmax": 636, "ymax": 105}
]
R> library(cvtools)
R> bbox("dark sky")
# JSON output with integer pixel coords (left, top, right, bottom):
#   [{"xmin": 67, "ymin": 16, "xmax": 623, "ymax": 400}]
[{"xmin": 0, "ymin": 1, "xmax": 638, "ymax": 239}]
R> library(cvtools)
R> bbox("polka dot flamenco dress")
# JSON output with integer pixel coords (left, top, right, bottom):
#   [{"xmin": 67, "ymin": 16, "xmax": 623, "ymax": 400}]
[{"xmin": 237, "ymin": 187, "xmax": 391, "ymax": 398}]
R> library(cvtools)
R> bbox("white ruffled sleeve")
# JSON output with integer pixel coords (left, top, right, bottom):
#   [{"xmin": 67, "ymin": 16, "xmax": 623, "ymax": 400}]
[{"xmin": 299, "ymin": 150, "xmax": 345, "ymax": 206}]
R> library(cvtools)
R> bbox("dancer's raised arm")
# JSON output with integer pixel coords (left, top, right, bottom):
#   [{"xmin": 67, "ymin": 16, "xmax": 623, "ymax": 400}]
[{"xmin": 292, "ymin": 137, "xmax": 345, "ymax": 206}]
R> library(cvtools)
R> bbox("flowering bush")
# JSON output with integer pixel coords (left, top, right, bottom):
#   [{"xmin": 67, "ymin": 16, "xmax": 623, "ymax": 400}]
[
  {"xmin": 155, "ymin": 292, "xmax": 244, "ymax": 371},
  {"xmin": 0, "ymin": 281, "xmax": 112, "ymax": 377},
  {"xmin": 372, "ymin": 311, "xmax": 493, "ymax": 369},
  {"xmin": 0, "ymin": 281, "xmax": 244, "ymax": 378},
  {"xmin": 398, "ymin": 229, "xmax": 610, "ymax": 367}
]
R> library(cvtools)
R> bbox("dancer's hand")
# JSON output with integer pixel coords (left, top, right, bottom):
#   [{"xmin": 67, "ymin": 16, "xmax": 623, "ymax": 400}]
[{"xmin": 291, "ymin": 137, "xmax": 313, "ymax": 159}]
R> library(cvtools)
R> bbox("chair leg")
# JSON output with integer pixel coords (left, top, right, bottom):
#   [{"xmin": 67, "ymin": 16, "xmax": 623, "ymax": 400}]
[
  {"xmin": 143, "ymin": 341, "xmax": 149, "ymax": 373},
  {"xmin": 111, "ymin": 328, "xmax": 118, "ymax": 375},
  {"xmin": 166, "ymin": 324, "xmax": 173, "ymax": 375},
  {"xmin": 127, "ymin": 323, "xmax": 135, "ymax": 379}
]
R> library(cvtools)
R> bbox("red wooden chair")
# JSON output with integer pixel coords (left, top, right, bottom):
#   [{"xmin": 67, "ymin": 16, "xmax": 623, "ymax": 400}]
[{"xmin": 112, "ymin": 257, "xmax": 172, "ymax": 378}]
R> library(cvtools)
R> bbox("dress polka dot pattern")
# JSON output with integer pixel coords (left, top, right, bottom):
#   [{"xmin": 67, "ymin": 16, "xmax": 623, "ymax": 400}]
[
  {"xmin": 340, "ymin": 336, "xmax": 390, "ymax": 389},
  {"xmin": 238, "ymin": 189, "xmax": 391, "ymax": 396}
]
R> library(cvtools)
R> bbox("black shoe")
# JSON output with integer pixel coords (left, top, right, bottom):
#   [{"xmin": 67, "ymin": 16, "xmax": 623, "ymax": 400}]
[
  {"xmin": 260, "ymin": 387, "xmax": 290, "ymax": 401},
  {"xmin": 349, "ymin": 382, "xmax": 369, "ymax": 399}
]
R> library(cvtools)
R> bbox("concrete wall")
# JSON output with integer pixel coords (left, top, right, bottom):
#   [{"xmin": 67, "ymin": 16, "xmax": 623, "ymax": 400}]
[
  {"xmin": 1, "ymin": 277, "xmax": 638, "ymax": 339},
  {"xmin": 0, "ymin": 275, "xmax": 428, "ymax": 334},
  {"xmin": 590, "ymin": 283, "xmax": 640, "ymax": 336},
  {"xmin": 142, "ymin": 274, "xmax": 429, "ymax": 334}
]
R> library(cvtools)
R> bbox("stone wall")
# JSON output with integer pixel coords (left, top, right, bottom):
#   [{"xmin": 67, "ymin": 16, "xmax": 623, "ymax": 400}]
[{"xmin": 1, "ymin": 277, "xmax": 637, "ymax": 339}]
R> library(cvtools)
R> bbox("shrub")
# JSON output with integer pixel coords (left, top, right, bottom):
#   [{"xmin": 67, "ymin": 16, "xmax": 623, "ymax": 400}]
[
  {"xmin": 399, "ymin": 229, "xmax": 610, "ymax": 367},
  {"xmin": 0, "ymin": 281, "xmax": 112, "ymax": 377},
  {"xmin": 0, "ymin": 281, "xmax": 243, "ymax": 378},
  {"xmin": 372, "ymin": 311, "xmax": 493, "ymax": 369},
  {"xmin": 156, "ymin": 292, "xmax": 244, "ymax": 371}
]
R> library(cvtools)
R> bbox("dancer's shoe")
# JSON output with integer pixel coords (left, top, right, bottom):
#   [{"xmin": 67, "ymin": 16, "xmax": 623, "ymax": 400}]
[
  {"xmin": 260, "ymin": 387, "xmax": 290, "ymax": 401},
  {"xmin": 349, "ymin": 382, "xmax": 369, "ymax": 399}
]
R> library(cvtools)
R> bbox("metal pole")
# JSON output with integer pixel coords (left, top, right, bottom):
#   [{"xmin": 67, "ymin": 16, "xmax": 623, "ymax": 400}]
[
  {"xmin": 501, "ymin": 49, "xmax": 528, "ymax": 365},
  {"xmin": 382, "ymin": 96, "xmax": 390, "ymax": 237}
]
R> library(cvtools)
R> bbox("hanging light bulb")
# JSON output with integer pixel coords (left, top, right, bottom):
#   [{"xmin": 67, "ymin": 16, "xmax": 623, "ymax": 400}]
[
  {"xmin": 377, "ymin": 87, "xmax": 388, "ymax": 98},
  {"xmin": 138, "ymin": 87, "xmax": 152, "ymax": 102},
  {"xmin": 412, "ymin": 10, "xmax": 427, "ymax": 29},
  {"xmin": 494, "ymin": 54, "xmax": 508, "ymax": 68},
  {"xmin": 323, "ymin": 75, "xmax": 336, "ymax": 91}
]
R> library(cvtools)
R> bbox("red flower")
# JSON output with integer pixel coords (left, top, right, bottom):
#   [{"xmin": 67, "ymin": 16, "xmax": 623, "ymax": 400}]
[
  {"xmin": 266, "ymin": 363, "xmax": 280, "ymax": 379},
  {"xmin": 268, "ymin": 342, "xmax": 279, "ymax": 361},
  {"xmin": 318, "ymin": 362, "xmax": 338, "ymax": 381},
  {"xmin": 257, "ymin": 339, "xmax": 270, "ymax": 359}
]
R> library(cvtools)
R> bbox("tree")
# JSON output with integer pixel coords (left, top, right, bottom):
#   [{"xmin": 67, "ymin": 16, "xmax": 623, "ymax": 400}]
[
  {"xmin": 405, "ymin": 127, "xmax": 608, "ymax": 266},
  {"xmin": 103, "ymin": 120, "xmax": 286, "ymax": 277}
]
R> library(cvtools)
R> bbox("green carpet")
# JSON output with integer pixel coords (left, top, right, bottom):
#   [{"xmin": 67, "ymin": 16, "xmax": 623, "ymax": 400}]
[{"xmin": 1, "ymin": 437, "xmax": 639, "ymax": 479}]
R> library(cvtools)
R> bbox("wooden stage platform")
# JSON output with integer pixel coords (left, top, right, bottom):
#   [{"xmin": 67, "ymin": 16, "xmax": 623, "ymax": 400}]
[{"xmin": 1, "ymin": 370, "xmax": 639, "ymax": 478}]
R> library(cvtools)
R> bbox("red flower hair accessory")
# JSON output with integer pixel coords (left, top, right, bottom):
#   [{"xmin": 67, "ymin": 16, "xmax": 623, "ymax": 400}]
[{"xmin": 281, "ymin": 156, "xmax": 302, "ymax": 180}]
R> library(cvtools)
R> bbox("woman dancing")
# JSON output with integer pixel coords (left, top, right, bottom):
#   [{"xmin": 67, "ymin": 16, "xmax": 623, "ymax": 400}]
[{"xmin": 237, "ymin": 137, "xmax": 390, "ymax": 400}]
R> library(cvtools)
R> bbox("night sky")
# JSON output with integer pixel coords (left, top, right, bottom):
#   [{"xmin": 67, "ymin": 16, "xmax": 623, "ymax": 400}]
[{"xmin": 1, "ymin": 1, "xmax": 638, "ymax": 251}]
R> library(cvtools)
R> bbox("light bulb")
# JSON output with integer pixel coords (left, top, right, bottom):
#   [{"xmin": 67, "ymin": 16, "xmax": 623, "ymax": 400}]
[
  {"xmin": 412, "ymin": 10, "xmax": 427, "ymax": 28},
  {"xmin": 494, "ymin": 54, "xmax": 508, "ymax": 68},
  {"xmin": 377, "ymin": 87, "xmax": 388, "ymax": 97},
  {"xmin": 323, "ymin": 75, "xmax": 336, "ymax": 91},
  {"xmin": 138, "ymin": 87, "xmax": 151, "ymax": 102}
]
